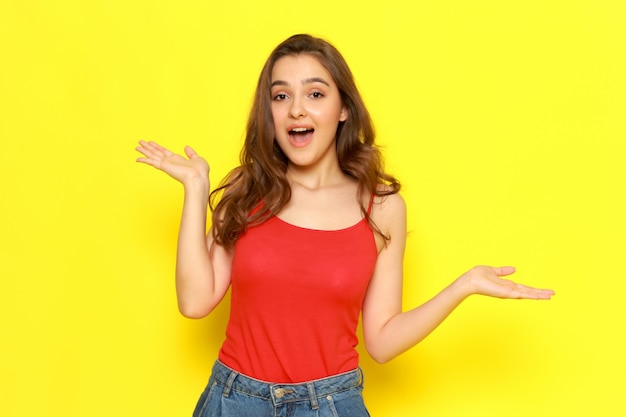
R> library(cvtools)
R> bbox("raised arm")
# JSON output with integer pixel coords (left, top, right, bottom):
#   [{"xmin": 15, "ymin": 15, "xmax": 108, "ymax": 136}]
[
  {"xmin": 136, "ymin": 141, "xmax": 232, "ymax": 318},
  {"xmin": 361, "ymin": 193, "xmax": 554, "ymax": 363}
]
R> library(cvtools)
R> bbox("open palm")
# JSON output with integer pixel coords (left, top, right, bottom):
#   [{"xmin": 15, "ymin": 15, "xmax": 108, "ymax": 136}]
[
  {"xmin": 463, "ymin": 266, "xmax": 554, "ymax": 300},
  {"xmin": 136, "ymin": 140, "xmax": 209, "ymax": 186}
]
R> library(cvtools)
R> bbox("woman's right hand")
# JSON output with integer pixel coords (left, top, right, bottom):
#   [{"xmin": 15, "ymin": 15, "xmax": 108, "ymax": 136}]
[{"xmin": 135, "ymin": 140, "xmax": 210, "ymax": 189}]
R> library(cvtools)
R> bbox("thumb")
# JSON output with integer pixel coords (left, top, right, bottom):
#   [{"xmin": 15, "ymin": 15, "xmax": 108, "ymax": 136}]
[
  {"xmin": 184, "ymin": 145, "xmax": 198, "ymax": 159},
  {"xmin": 493, "ymin": 266, "xmax": 516, "ymax": 277}
]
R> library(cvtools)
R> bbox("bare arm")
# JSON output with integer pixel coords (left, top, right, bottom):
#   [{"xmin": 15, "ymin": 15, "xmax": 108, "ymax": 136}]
[
  {"xmin": 362, "ymin": 193, "xmax": 554, "ymax": 363},
  {"xmin": 136, "ymin": 141, "xmax": 232, "ymax": 318}
]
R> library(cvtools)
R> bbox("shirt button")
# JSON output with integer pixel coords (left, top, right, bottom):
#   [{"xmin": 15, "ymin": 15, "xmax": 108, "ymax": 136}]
[{"xmin": 275, "ymin": 388, "xmax": 286, "ymax": 398}]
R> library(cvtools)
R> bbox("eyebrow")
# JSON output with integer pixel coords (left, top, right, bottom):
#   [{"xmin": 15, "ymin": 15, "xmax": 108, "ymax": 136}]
[{"xmin": 270, "ymin": 77, "xmax": 330, "ymax": 88}]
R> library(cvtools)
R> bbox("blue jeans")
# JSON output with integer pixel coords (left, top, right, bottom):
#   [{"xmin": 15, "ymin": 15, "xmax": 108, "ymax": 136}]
[{"xmin": 193, "ymin": 360, "xmax": 371, "ymax": 417}]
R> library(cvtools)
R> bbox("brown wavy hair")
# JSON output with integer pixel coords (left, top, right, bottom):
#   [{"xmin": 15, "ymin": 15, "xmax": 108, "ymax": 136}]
[{"xmin": 210, "ymin": 34, "xmax": 400, "ymax": 251}]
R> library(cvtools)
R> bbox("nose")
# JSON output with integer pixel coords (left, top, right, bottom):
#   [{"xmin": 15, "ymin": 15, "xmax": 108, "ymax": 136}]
[{"xmin": 288, "ymin": 96, "xmax": 306, "ymax": 119}]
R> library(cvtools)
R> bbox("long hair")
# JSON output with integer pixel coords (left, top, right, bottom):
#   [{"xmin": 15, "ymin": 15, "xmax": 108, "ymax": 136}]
[{"xmin": 210, "ymin": 34, "xmax": 400, "ymax": 251}]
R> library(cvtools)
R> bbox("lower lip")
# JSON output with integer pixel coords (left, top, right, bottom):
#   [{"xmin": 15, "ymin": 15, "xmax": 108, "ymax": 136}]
[{"xmin": 288, "ymin": 131, "xmax": 314, "ymax": 148}]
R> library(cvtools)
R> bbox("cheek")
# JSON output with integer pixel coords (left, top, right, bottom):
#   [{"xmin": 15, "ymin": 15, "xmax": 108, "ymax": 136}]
[
  {"xmin": 306, "ymin": 107, "xmax": 327, "ymax": 121},
  {"xmin": 309, "ymin": 107, "xmax": 342, "ymax": 127},
  {"xmin": 271, "ymin": 106, "xmax": 286, "ymax": 127}
]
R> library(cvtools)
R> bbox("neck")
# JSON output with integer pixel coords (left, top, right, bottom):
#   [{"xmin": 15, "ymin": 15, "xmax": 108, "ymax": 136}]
[{"xmin": 286, "ymin": 161, "xmax": 346, "ymax": 190}]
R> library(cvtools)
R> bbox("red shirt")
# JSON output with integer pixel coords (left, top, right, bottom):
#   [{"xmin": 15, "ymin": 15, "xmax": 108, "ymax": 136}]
[{"xmin": 218, "ymin": 215, "xmax": 378, "ymax": 383}]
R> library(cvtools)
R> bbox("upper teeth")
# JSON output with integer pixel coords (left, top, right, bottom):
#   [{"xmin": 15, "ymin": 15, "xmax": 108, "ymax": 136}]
[{"xmin": 291, "ymin": 127, "xmax": 309, "ymax": 132}]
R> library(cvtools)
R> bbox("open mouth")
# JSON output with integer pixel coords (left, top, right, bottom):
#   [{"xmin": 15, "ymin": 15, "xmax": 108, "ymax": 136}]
[
  {"xmin": 288, "ymin": 127, "xmax": 315, "ymax": 145},
  {"xmin": 289, "ymin": 127, "xmax": 314, "ymax": 135}
]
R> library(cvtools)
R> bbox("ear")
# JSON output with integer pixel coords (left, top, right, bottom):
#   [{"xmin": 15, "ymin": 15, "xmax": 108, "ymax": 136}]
[{"xmin": 339, "ymin": 105, "xmax": 348, "ymax": 122}]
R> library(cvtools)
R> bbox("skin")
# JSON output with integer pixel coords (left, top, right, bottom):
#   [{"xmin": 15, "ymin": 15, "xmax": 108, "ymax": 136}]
[
  {"xmin": 269, "ymin": 55, "xmax": 358, "ymax": 230},
  {"xmin": 135, "ymin": 54, "xmax": 555, "ymax": 365},
  {"xmin": 271, "ymin": 55, "xmax": 348, "ymax": 183}
]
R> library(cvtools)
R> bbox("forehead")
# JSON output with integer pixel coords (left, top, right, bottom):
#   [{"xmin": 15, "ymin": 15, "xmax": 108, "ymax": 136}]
[{"xmin": 270, "ymin": 54, "xmax": 335, "ymax": 85}]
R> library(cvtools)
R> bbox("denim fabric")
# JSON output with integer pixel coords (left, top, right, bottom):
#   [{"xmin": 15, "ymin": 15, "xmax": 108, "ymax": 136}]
[{"xmin": 193, "ymin": 360, "xmax": 370, "ymax": 417}]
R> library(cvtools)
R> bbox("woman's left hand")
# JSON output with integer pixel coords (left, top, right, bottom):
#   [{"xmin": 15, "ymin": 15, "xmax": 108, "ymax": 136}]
[{"xmin": 458, "ymin": 266, "xmax": 555, "ymax": 300}]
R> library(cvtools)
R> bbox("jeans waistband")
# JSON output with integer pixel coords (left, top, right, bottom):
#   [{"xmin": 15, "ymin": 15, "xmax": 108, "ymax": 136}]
[{"xmin": 211, "ymin": 360, "xmax": 363, "ymax": 410}]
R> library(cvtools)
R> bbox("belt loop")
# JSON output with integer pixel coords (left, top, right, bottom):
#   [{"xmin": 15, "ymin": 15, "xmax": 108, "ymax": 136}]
[
  {"xmin": 306, "ymin": 382, "xmax": 319, "ymax": 410},
  {"xmin": 222, "ymin": 370, "xmax": 238, "ymax": 397}
]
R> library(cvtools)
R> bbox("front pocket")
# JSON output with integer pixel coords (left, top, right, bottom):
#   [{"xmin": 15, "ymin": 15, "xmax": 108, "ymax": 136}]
[
  {"xmin": 192, "ymin": 379, "xmax": 218, "ymax": 417},
  {"xmin": 323, "ymin": 388, "xmax": 370, "ymax": 417}
]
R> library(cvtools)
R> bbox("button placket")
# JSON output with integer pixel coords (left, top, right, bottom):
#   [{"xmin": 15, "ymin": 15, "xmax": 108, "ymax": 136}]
[{"xmin": 274, "ymin": 387, "xmax": 295, "ymax": 399}]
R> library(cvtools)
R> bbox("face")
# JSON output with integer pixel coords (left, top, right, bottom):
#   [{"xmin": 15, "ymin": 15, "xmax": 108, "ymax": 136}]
[{"xmin": 270, "ymin": 54, "xmax": 348, "ymax": 171}]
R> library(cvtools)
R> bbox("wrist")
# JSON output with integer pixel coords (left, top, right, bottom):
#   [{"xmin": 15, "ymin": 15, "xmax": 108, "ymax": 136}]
[
  {"xmin": 183, "ymin": 176, "xmax": 210, "ymax": 202},
  {"xmin": 450, "ymin": 273, "xmax": 475, "ymax": 300},
  {"xmin": 183, "ymin": 173, "xmax": 209, "ymax": 189}
]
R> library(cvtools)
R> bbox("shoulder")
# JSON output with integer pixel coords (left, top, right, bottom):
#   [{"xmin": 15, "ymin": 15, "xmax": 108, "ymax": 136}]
[
  {"xmin": 370, "ymin": 188, "xmax": 406, "ymax": 247},
  {"xmin": 372, "ymin": 186, "xmax": 406, "ymax": 219}
]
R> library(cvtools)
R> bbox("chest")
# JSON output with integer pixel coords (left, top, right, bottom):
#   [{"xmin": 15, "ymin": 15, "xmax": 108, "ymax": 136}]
[
  {"xmin": 277, "ymin": 183, "xmax": 364, "ymax": 231},
  {"xmin": 231, "ymin": 216, "xmax": 377, "ymax": 306}
]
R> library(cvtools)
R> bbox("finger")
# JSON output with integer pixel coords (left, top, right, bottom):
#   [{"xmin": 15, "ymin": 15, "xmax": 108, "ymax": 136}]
[
  {"xmin": 136, "ymin": 141, "xmax": 159, "ymax": 156},
  {"xmin": 184, "ymin": 145, "xmax": 197, "ymax": 159},
  {"xmin": 147, "ymin": 144, "xmax": 177, "ymax": 162},
  {"xmin": 135, "ymin": 147, "xmax": 160, "ymax": 163},
  {"xmin": 515, "ymin": 282, "xmax": 554, "ymax": 292},
  {"xmin": 136, "ymin": 142, "xmax": 166, "ymax": 165},
  {"xmin": 135, "ymin": 145, "xmax": 155, "ymax": 160},
  {"xmin": 493, "ymin": 266, "xmax": 516, "ymax": 277},
  {"xmin": 138, "ymin": 140, "xmax": 162, "ymax": 152},
  {"xmin": 512, "ymin": 283, "xmax": 555, "ymax": 300},
  {"xmin": 136, "ymin": 140, "xmax": 149, "ymax": 151},
  {"xmin": 517, "ymin": 291, "xmax": 554, "ymax": 300},
  {"xmin": 147, "ymin": 141, "xmax": 175, "ymax": 158},
  {"xmin": 148, "ymin": 141, "xmax": 168, "ymax": 152},
  {"xmin": 135, "ymin": 146, "xmax": 147, "ymax": 157},
  {"xmin": 136, "ymin": 157, "xmax": 158, "ymax": 167}
]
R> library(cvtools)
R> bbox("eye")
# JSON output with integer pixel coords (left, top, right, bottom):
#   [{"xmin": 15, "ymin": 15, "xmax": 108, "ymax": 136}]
[
  {"xmin": 310, "ymin": 91, "xmax": 324, "ymax": 99},
  {"xmin": 273, "ymin": 93, "xmax": 288, "ymax": 101}
]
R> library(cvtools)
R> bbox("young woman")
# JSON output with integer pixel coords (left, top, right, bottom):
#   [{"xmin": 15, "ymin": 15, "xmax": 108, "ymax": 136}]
[{"xmin": 136, "ymin": 34, "xmax": 554, "ymax": 417}]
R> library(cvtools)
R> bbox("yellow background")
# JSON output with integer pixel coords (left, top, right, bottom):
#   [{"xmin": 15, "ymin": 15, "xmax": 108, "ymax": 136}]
[{"xmin": 1, "ymin": 1, "xmax": 624, "ymax": 416}]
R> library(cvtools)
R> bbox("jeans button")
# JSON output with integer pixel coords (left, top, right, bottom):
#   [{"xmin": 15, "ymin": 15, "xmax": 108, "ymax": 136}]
[{"xmin": 275, "ymin": 388, "xmax": 285, "ymax": 398}]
